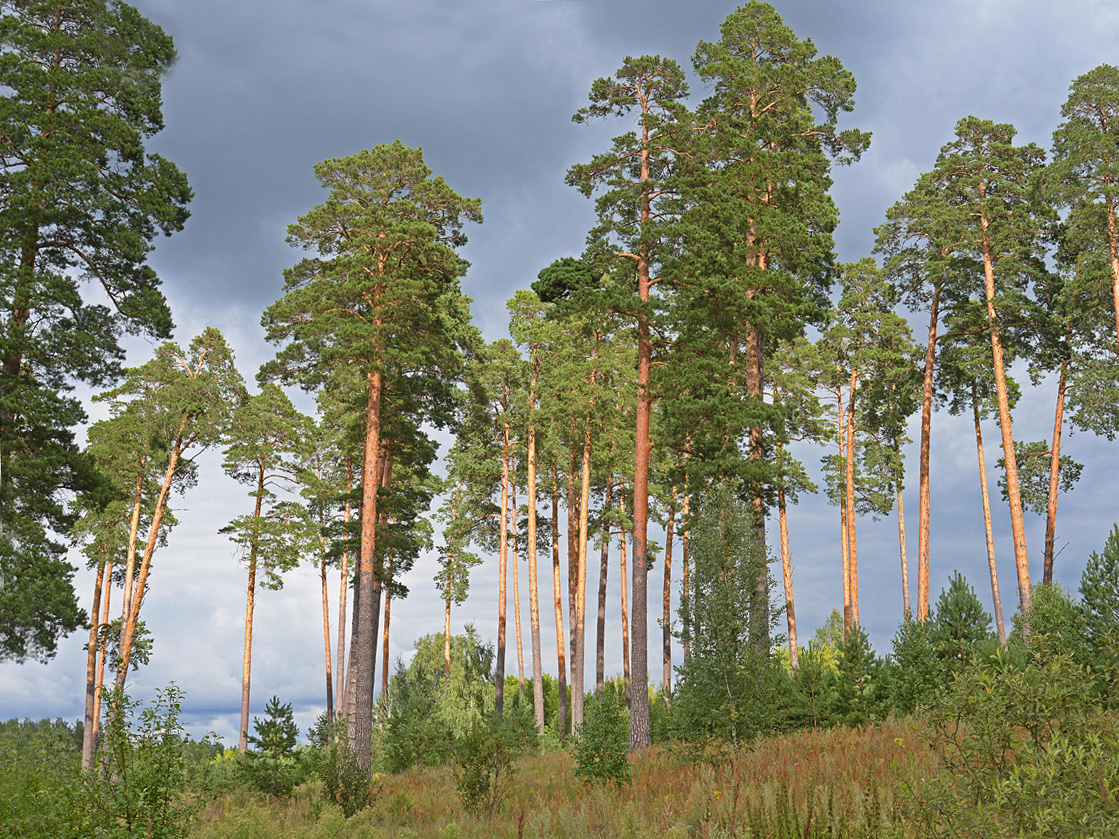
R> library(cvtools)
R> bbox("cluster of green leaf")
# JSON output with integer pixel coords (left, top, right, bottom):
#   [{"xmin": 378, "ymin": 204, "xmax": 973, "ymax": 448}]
[{"xmin": 1, "ymin": 686, "xmax": 219, "ymax": 839}]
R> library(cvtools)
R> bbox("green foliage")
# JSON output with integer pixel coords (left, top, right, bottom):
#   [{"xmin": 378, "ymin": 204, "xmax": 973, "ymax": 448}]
[
  {"xmin": 241, "ymin": 696, "xmax": 304, "ymax": 798},
  {"xmin": 1080, "ymin": 524, "xmax": 1119, "ymax": 692},
  {"xmin": 573, "ymin": 692, "xmax": 630, "ymax": 786},
  {"xmin": 0, "ymin": 718, "xmax": 81, "ymax": 838},
  {"xmin": 313, "ymin": 719, "xmax": 380, "ymax": 818},
  {"xmin": 831, "ymin": 625, "xmax": 888, "ymax": 726},
  {"xmin": 452, "ymin": 707, "xmax": 537, "ymax": 817},
  {"xmin": 931, "ymin": 572, "xmax": 995, "ymax": 666},
  {"xmin": 0, "ymin": 0, "xmax": 191, "ymax": 663},
  {"xmin": 888, "ymin": 614, "xmax": 942, "ymax": 714},
  {"xmin": 79, "ymin": 685, "xmax": 207, "ymax": 839},
  {"xmin": 673, "ymin": 484, "xmax": 778, "ymax": 750},
  {"xmin": 914, "ymin": 651, "xmax": 1119, "ymax": 838}
]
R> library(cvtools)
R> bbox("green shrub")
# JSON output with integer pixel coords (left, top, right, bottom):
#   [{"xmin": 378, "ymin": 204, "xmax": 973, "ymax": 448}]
[
  {"xmin": 240, "ymin": 696, "xmax": 305, "ymax": 798},
  {"xmin": 913, "ymin": 650, "xmax": 1119, "ymax": 837},
  {"xmin": 78, "ymin": 684, "xmax": 207, "ymax": 839},
  {"xmin": 453, "ymin": 708, "xmax": 536, "ymax": 817},
  {"xmin": 573, "ymin": 692, "xmax": 630, "ymax": 786}
]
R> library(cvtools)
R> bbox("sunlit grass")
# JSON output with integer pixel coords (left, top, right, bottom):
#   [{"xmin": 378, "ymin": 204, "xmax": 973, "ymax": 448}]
[{"xmin": 191, "ymin": 718, "xmax": 938, "ymax": 838}]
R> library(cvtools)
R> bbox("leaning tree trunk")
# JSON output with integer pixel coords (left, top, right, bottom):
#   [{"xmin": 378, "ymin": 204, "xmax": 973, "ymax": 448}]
[
  {"xmin": 81, "ymin": 554, "xmax": 108, "ymax": 769},
  {"xmin": 972, "ymin": 390, "xmax": 1007, "ymax": 646},
  {"xmin": 896, "ymin": 482, "xmax": 911, "ymax": 616},
  {"xmin": 979, "ymin": 201, "xmax": 1031, "ymax": 618},
  {"xmin": 1043, "ymin": 361, "xmax": 1068, "ymax": 585}
]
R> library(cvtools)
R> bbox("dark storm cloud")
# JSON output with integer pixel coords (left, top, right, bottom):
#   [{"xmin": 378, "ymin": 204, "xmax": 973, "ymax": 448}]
[{"xmin": 5, "ymin": 0, "xmax": 1119, "ymax": 736}]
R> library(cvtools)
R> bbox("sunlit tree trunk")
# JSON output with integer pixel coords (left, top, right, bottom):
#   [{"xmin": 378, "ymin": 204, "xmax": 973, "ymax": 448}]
[
  {"xmin": 917, "ymin": 285, "xmax": 941, "ymax": 621},
  {"xmin": 844, "ymin": 367, "xmax": 860, "ymax": 628},
  {"xmin": 319, "ymin": 533, "xmax": 333, "ymax": 725},
  {"xmin": 979, "ymin": 194, "xmax": 1031, "ymax": 617},
  {"xmin": 896, "ymin": 484, "xmax": 911, "ymax": 615},
  {"xmin": 238, "ymin": 462, "xmax": 266, "ymax": 753},
  {"xmin": 81, "ymin": 554, "xmax": 107, "ymax": 769},
  {"xmin": 776, "ymin": 473, "xmax": 798, "ymax": 670},
  {"xmin": 972, "ymin": 391, "xmax": 1007, "ymax": 646},
  {"xmin": 662, "ymin": 486, "xmax": 676, "ymax": 698},
  {"xmin": 1043, "ymin": 362, "xmax": 1068, "ymax": 585},
  {"xmin": 619, "ymin": 493, "xmax": 631, "ymax": 708},
  {"xmin": 596, "ymin": 475, "xmax": 613, "ymax": 694},
  {"xmin": 495, "ymin": 422, "xmax": 511, "ymax": 716},
  {"xmin": 511, "ymin": 478, "xmax": 525, "ymax": 696},
  {"xmin": 551, "ymin": 466, "xmax": 568, "ymax": 737}
]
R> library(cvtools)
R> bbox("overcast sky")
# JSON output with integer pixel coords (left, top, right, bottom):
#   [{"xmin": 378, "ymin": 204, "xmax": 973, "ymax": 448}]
[{"xmin": 5, "ymin": 0, "xmax": 1119, "ymax": 743}]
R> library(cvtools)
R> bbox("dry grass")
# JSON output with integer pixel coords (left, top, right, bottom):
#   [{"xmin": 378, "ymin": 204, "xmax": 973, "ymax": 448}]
[{"xmin": 192, "ymin": 719, "xmax": 940, "ymax": 838}]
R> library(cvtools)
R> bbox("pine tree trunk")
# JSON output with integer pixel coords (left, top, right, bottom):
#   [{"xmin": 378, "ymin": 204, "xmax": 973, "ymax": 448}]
[
  {"xmin": 574, "ymin": 421, "xmax": 592, "ymax": 725},
  {"xmin": 662, "ymin": 487, "xmax": 676, "ymax": 699},
  {"xmin": 551, "ymin": 467, "xmax": 568, "ymax": 738},
  {"xmin": 511, "ymin": 479, "xmax": 525, "ymax": 696},
  {"xmin": 837, "ymin": 390, "xmax": 851, "ymax": 633},
  {"xmin": 238, "ymin": 463, "xmax": 266, "ymax": 754},
  {"xmin": 527, "ymin": 411, "xmax": 545, "ymax": 732},
  {"xmin": 381, "ymin": 571, "xmax": 392, "ymax": 702},
  {"xmin": 115, "ymin": 416, "xmax": 190, "ymax": 697},
  {"xmin": 596, "ymin": 476, "xmax": 612, "ymax": 694},
  {"xmin": 777, "ymin": 481, "xmax": 798, "ymax": 670},
  {"xmin": 81, "ymin": 556, "xmax": 107, "ymax": 769},
  {"xmin": 1106, "ymin": 201, "xmax": 1119, "ymax": 349},
  {"xmin": 973, "ymin": 391, "xmax": 1007, "ymax": 646},
  {"xmin": 495, "ymin": 423, "xmax": 511, "ymax": 716},
  {"xmin": 619, "ymin": 493, "xmax": 631, "ymax": 709},
  {"xmin": 845, "ymin": 368, "xmax": 860, "ymax": 627},
  {"xmin": 917, "ymin": 283, "xmax": 941, "ymax": 621},
  {"xmin": 90, "ymin": 559, "xmax": 112, "ymax": 756},
  {"xmin": 335, "ymin": 462, "xmax": 351, "ymax": 715},
  {"xmin": 444, "ymin": 594, "xmax": 452, "ymax": 677},
  {"xmin": 896, "ymin": 484, "xmax": 911, "ymax": 616},
  {"xmin": 1043, "ymin": 362, "xmax": 1068, "ymax": 585},
  {"xmin": 348, "ymin": 369, "xmax": 384, "ymax": 767},
  {"xmin": 979, "ymin": 197, "xmax": 1031, "ymax": 618},
  {"xmin": 681, "ymin": 488, "xmax": 691, "ymax": 664},
  {"xmin": 320, "ymin": 536, "xmax": 333, "ymax": 725}
]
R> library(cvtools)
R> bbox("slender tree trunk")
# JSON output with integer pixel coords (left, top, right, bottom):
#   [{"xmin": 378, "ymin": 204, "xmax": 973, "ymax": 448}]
[
  {"xmin": 917, "ymin": 283, "xmax": 941, "ymax": 621},
  {"xmin": 1043, "ymin": 362, "xmax": 1068, "ymax": 585},
  {"xmin": 443, "ymin": 594, "xmax": 452, "ymax": 677},
  {"xmin": 495, "ymin": 423, "xmax": 511, "ymax": 716},
  {"xmin": 551, "ymin": 466, "xmax": 568, "ymax": 738},
  {"xmin": 896, "ymin": 483, "xmax": 911, "ymax": 616},
  {"xmin": 348, "ymin": 369, "xmax": 383, "ymax": 766},
  {"xmin": 238, "ymin": 463, "xmax": 266, "ymax": 754},
  {"xmin": 320, "ymin": 536, "xmax": 334, "ymax": 725},
  {"xmin": 115, "ymin": 418, "xmax": 190, "ymax": 697},
  {"xmin": 681, "ymin": 487, "xmax": 691, "ymax": 664},
  {"xmin": 845, "ymin": 368, "xmax": 859, "ymax": 627},
  {"xmin": 573, "ymin": 420, "xmax": 592, "ymax": 726},
  {"xmin": 91, "ymin": 558, "xmax": 112, "ymax": 755},
  {"xmin": 527, "ymin": 408, "xmax": 545, "ymax": 731},
  {"xmin": 81, "ymin": 555, "xmax": 107, "ymax": 769},
  {"xmin": 980, "ymin": 199, "xmax": 1031, "ymax": 617},
  {"xmin": 619, "ymin": 493, "xmax": 631, "ymax": 709},
  {"xmin": 381, "ymin": 570, "xmax": 392, "ymax": 702},
  {"xmin": 662, "ymin": 486, "xmax": 676, "ymax": 699},
  {"xmin": 973, "ymin": 391, "xmax": 1007, "ymax": 646},
  {"xmin": 596, "ymin": 476, "xmax": 613, "ymax": 694},
  {"xmin": 566, "ymin": 449, "xmax": 580, "ymax": 724},
  {"xmin": 837, "ymin": 390, "xmax": 851, "ymax": 633},
  {"xmin": 777, "ymin": 479, "xmax": 798, "ymax": 670},
  {"xmin": 511, "ymin": 478, "xmax": 525, "ymax": 696},
  {"xmin": 335, "ymin": 462, "xmax": 351, "ymax": 716},
  {"xmin": 1106, "ymin": 201, "xmax": 1119, "ymax": 349},
  {"xmin": 744, "ymin": 316, "xmax": 770, "ymax": 648}
]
